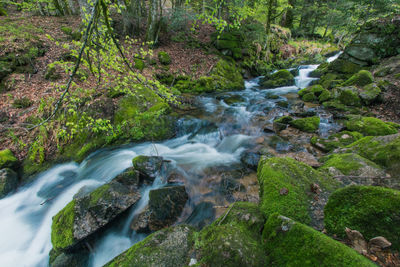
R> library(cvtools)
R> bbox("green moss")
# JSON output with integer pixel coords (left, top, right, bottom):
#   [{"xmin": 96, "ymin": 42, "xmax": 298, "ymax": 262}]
[
  {"xmin": 302, "ymin": 92, "xmax": 316, "ymax": 102},
  {"xmin": 335, "ymin": 87, "xmax": 362, "ymax": 107},
  {"xmin": 319, "ymin": 89, "xmax": 331, "ymax": 102},
  {"xmin": 345, "ymin": 134, "xmax": 400, "ymax": 172},
  {"xmin": 261, "ymin": 69, "xmax": 295, "ymax": 88},
  {"xmin": 325, "ymin": 185, "xmax": 400, "ymax": 250},
  {"xmin": 345, "ymin": 116, "xmax": 398, "ymax": 136},
  {"xmin": 257, "ymin": 157, "xmax": 338, "ymax": 225},
  {"xmin": 134, "ymin": 58, "xmax": 145, "ymax": 71},
  {"xmin": 289, "ymin": 116, "xmax": 320, "ymax": 133},
  {"xmin": 319, "ymin": 73, "xmax": 339, "ymax": 89},
  {"xmin": 51, "ymin": 200, "xmax": 76, "ymax": 250},
  {"xmin": 209, "ymin": 60, "xmax": 244, "ymax": 91},
  {"xmin": 274, "ymin": 116, "xmax": 293, "ymax": 124},
  {"xmin": 44, "ymin": 63, "xmax": 61, "ymax": 81},
  {"xmin": 105, "ymin": 225, "xmax": 195, "ymax": 267},
  {"xmin": 262, "ymin": 213, "xmax": 376, "ymax": 266},
  {"xmin": 328, "ymin": 58, "xmax": 362, "ymax": 74},
  {"xmin": 0, "ymin": 149, "xmax": 18, "ymax": 169},
  {"xmin": 342, "ymin": 70, "xmax": 374, "ymax": 87},
  {"xmin": 311, "ymin": 131, "xmax": 363, "ymax": 152},
  {"xmin": 319, "ymin": 153, "xmax": 381, "ymax": 175},
  {"xmin": 158, "ymin": 51, "xmax": 171, "ymax": 65},
  {"xmin": 359, "ymin": 83, "xmax": 381, "ymax": 105},
  {"xmin": 89, "ymin": 184, "xmax": 111, "ymax": 206}
]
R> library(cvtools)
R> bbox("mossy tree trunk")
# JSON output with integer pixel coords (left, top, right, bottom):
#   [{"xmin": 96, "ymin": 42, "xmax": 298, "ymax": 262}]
[{"xmin": 146, "ymin": 0, "xmax": 161, "ymax": 44}]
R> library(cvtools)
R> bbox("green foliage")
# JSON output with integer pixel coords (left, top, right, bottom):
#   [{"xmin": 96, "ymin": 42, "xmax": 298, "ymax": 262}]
[
  {"xmin": 325, "ymin": 185, "xmax": 400, "ymax": 250},
  {"xmin": 257, "ymin": 157, "xmax": 338, "ymax": 225},
  {"xmin": 263, "ymin": 213, "xmax": 376, "ymax": 266},
  {"xmin": 0, "ymin": 149, "xmax": 18, "ymax": 169}
]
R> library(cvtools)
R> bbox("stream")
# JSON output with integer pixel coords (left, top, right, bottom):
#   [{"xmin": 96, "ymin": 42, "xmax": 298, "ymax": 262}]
[{"xmin": 0, "ymin": 53, "xmax": 341, "ymax": 267}]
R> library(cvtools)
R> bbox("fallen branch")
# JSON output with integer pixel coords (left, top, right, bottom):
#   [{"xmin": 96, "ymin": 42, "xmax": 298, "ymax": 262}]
[{"xmin": 218, "ymin": 201, "xmax": 236, "ymax": 226}]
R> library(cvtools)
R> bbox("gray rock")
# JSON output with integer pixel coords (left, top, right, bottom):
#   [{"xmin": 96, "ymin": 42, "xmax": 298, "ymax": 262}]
[{"xmin": 0, "ymin": 168, "xmax": 18, "ymax": 198}]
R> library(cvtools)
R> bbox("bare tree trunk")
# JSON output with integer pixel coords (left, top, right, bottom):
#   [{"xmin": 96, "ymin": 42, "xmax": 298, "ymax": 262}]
[{"xmin": 146, "ymin": 0, "xmax": 159, "ymax": 43}]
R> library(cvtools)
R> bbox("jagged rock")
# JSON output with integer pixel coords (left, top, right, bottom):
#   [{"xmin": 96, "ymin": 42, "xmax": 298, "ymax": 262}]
[
  {"xmin": 185, "ymin": 202, "xmax": 216, "ymax": 229},
  {"xmin": 130, "ymin": 207, "xmax": 151, "ymax": 233},
  {"xmin": 345, "ymin": 227, "xmax": 368, "ymax": 255},
  {"xmin": 240, "ymin": 150, "xmax": 261, "ymax": 170},
  {"xmin": 0, "ymin": 168, "xmax": 18, "ymax": 198},
  {"xmin": 369, "ymin": 236, "xmax": 392, "ymax": 253},
  {"xmin": 51, "ymin": 168, "xmax": 141, "ymax": 251}
]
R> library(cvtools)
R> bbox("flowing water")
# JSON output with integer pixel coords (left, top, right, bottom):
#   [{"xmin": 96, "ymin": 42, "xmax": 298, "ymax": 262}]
[{"xmin": 0, "ymin": 54, "xmax": 341, "ymax": 267}]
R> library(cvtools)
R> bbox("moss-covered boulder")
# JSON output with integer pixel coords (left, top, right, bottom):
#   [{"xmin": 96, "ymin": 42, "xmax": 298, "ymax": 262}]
[
  {"xmin": 342, "ymin": 70, "xmax": 374, "ymax": 87},
  {"xmin": 105, "ymin": 225, "xmax": 195, "ymax": 267},
  {"xmin": 195, "ymin": 202, "xmax": 267, "ymax": 266},
  {"xmin": 51, "ymin": 168, "xmax": 141, "ymax": 251},
  {"xmin": 0, "ymin": 168, "xmax": 18, "ymax": 198},
  {"xmin": 311, "ymin": 131, "xmax": 363, "ymax": 152},
  {"xmin": 332, "ymin": 86, "xmax": 362, "ymax": 107},
  {"xmin": 261, "ymin": 69, "xmax": 295, "ymax": 88},
  {"xmin": 343, "ymin": 134, "xmax": 400, "ymax": 173},
  {"xmin": 345, "ymin": 116, "xmax": 398, "ymax": 136},
  {"xmin": 0, "ymin": 149, "xmax": 18, "ymax": 170},
  {"xmin": 359, "ymin": 83, "xmax": 382, "ymax": 105},
  {"xmin": 209, "ymin": 59, "xmax": 244, "ymax": 91},
  {"xmin": 257, "ymin": 157, "xmax": 339, "ymax": 225},
  {"xmin": 319, "ymin": 153, "xmax": 386, "ymax": 178},
  {"xmin": 289, "ymin": 116, "xmax": 320, "ymax": 133},
  {"xmin": 325, "ymin": 185, "xmax": 400, "ymax": 250},
  {"xmin": 273, "ymin": 116, "xmax": 293, "ymax": 132},
  {"xmin": 262, "ymin": 213, "xmax": 376, "ymax": 266},
  {"xmin": 158, "ymin": 51, "xmax": 171, "ymax": 65},
  {"xmin": 298, "ymin": 85, "xmax": 331, "ymax": 103}
]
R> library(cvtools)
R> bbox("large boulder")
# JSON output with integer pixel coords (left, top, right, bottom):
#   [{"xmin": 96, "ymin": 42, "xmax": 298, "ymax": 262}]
[
  {"xmin": 342, "ymin": 134, "xmax": 400, "ymax": 176},
  {"xmin": 104, "ymin": 225, "xmax": 195, "ymax": 267},
  {"xmin": 195, "ymin": 202, "xmax": 267, "ymax": 266},
  {"xmin": 262, "ymin": 213, "xmax": 376, "ymax": 266},
  {"xmin": 345, "ymin": 116, "xmax": 398, "ymax": 136},
  {"xmin": 311, "ymin": 131, "xmax": 363, "ymax": 152},
  {"xmin": 319, "ymin": 153, "xmax": 386, "ymax": 181},
  {"xmin": 51, "ymin": 168, "xmax": 141, "ymax": 252},
  {"xmin": 261, "ymin": 69, "xmax": 295, "ymax": 88},
  {"xmin": 257, "ymin": 157, "xmax": 339, "ymax": 227},
  {"xmin": 131, "ymin": 185, "xmax": 189, "ymax": 232},
  {"xmin": 0, "ymin": 168, "xmax": 18, "ymax": 198},
  {"xmin": 324, "ymin": 185, "xmax": 400, "ymax": 251},
  {"xmin": 289, "ymin": 116, "xmax": 320, "ymax": 133}
]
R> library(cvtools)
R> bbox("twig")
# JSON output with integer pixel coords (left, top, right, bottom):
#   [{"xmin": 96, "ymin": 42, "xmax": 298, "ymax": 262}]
[{"xmin": 218, "ymin": 201, "xmax": 236, "ymax": 226}]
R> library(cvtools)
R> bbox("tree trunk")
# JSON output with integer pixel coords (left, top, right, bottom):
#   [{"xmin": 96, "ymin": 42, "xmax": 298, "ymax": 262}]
[{"xmin": 146, "ymin": 0, "xmax": 159, "ymax": 43}]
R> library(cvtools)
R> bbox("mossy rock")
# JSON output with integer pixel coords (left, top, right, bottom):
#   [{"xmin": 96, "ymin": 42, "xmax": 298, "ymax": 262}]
[
  {"xmin": 325, "ymin": 185, "xmax": 400, "ymax": 250},
  {"xmin": 12, "ymin": 97, "xmax": 33, "ymax": 108},
  {"xmin": 328, "ymin": 58, "xmax": 362, "ymax": 74},
  {"xmin": 104, "ymin": 225, "xmax": 195, "ymax": 267},
  {"xmin": 345, "ymin": 116, "xmax": 398, "ymax": 136},
  {"xmin": 262, "ymin": 213, "xmax": 376, "ymax": 266},
  {"xmin": 344, "ymin": 134, "xmax": 400, "ymax": 173},
  {"xmin": 311, "ymin": 131, "xmax": 363, "ymax": 152},
  {"xmin": 158, "ymin": 51, "xmax": 171, "ymax": 65},
  {"xmin": 299, "ymin": 85, "xmax": 330, "ymax": 103},
  {"xmin": 134, "ymin": 58, "xmax": 145, "ymax": 71},
  {"xmin": 274, "ymin": 115, "xmax": 293, "ymax": 124},
  {"xmin": 342, "ymin": 70, "xmax": 374, "ymax": 87},
  {"xmin": 0, "ymin": 149, "xmax": 18, "ymax": 170},
  {"xmin": 257, "ymin": 157, "xmax": 339, "ymax": 225},
  {"xmin": 195, "ymin": 202, "xmax": 267, "ymax": 266},
  {"xmin": 209, "ymin": 59, "xmax": 244, "ymax": 91},
  {"xmin": 333, "ymin": 86, "xmax": 362, "ymax": 107},
  {"xmin": 51, "ymin": 170, "xmax": 141, "ymax": 251},
  {"xmin": 359, "ymin": 83, "xmax": 381, "ymax": 105},
  {"xmin": 261, "ymin": 69, "xmax": 295, "ymax": 88},
  {"xmin": 319, "ymin": 89, "xmax": 332, "ymax": 102},
  {"xmin": 289, "ymin": 116, "xmax": 320, "ymax": 133},
  {"xmin": 319, "ymin": 153, "xmax": 385, "ymax": 177}
]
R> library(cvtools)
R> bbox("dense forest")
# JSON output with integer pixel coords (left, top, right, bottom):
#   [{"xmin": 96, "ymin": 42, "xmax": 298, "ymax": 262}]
[{"xmin": 0, "ymin": 0, "xmax": 400, "ymax": 266}]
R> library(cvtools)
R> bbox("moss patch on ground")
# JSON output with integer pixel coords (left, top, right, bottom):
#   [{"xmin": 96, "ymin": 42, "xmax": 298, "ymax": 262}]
[
  {"xmin": 262, "ymin": 213, "xmax": 376, "ymax": 266},
  {"xmin": 324, "ymin": 185, "xmax": 400, "ymax": 250}
]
